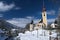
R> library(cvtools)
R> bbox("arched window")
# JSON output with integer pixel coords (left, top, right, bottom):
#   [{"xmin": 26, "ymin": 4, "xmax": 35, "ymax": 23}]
[{"xmin": 44, "ymin": 13, "xmax": 45, "ymax": 16}]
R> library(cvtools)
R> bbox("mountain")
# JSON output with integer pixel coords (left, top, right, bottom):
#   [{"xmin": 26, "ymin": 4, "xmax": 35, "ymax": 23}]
[{"xmin": 0, "ymin": 18, "xmax": 22, "ymax": 31}]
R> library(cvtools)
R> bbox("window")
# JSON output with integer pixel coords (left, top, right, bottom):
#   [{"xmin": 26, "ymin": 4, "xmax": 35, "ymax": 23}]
[{"xmin": 44, "ymin": 13, "xmax": 45, "ymax": 16}]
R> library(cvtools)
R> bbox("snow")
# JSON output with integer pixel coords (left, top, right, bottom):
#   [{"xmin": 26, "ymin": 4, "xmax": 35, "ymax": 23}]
[
  {"xmin": 0, "ymin": 29, "xmax": 4, "ymax": 33},
  {"xmin": 15, "ymin": 29, "xmax": 57, "ymax": 40},
  {"xmin": 0, "ymin": 29, "xmax": 57, "ymax": 40},
  {"xmin": 0, "ymin": 29, "xmax": 8, "ymax": 40},
  {"xmin": 0, "ymin": 35, "xmax": 8, "ymax": 40}
]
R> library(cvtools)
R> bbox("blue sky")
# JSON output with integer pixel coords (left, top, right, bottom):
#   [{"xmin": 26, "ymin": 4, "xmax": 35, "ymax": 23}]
[
  {"xmin": 0, "ymin": 0, "xmax": 59, "ymax": 19},
  {"xmin": 0, "ymin": 0, "xmax": 59, "ymax": 27}
]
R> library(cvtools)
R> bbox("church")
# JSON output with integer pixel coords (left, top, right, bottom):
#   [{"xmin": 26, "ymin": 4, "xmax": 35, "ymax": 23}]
[
  {"xmin": 27, "ymin": 1, "xmax": 48, "ymax": 31},
  {"xmin": 25, "ymin": 0, "xmax": 59, "ymax": 31}
]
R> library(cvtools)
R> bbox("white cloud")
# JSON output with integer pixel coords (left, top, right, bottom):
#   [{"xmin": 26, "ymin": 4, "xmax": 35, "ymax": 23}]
[
  {"xmin": 34, "ymin": 19, "xmax": 40, "ymax": 23},
  {"xmin": 7, "ymin": 17, "xmax": 55, "ymax": 28},
  {"xmin": 39, "ymin": 10, "xmax": 55, "ymax": 15},
  {"xmin": 26, "ymin": 16, "xmax": 34, "ymax": 19},
  {"xmin": 7, "ymin": 18, "xmax": 32, "ymax": 28},
  {"xmin": 47, "ymin": 18, "xmax": 55, "ymax": 23},
  {"xmin": 0, "ymin": 14, "xmax": 3, "ymax": 17},
  {"xmin": 47, "ymin": 10, "xmax": 55, "ymax": 15},
  {"xmin": 0, "ymin": 2, "xmax": 15, "ymax": 12},
  {"xmin": 15, "ymin": 7, "xmax": 21, "ymax": 10},
  {"xmin": 0, "ymin": 1, "xmax": 20, "ymax": 12},
  {"xmin": 34, "ymin": 19, "xmax": 55, "ymax": 24}
]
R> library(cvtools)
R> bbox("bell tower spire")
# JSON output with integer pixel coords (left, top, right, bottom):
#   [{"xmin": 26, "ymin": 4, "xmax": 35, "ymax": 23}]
[
  {"xmin": 43, "ymin": 0, "xmax": 44, "ymax": 8},
  {"xmin": 42, "ymin": 0, "xmax": 46, "ymax": 12},
  {"xmin": 42, "ymin": 0, "xmax": 47, "ymax": 27}
]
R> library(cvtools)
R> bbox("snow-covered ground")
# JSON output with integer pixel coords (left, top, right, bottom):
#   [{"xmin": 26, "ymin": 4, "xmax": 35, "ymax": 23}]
[
  {"xmin": 15, "ymin": 29, "xmax": 57, "ymax": 40},
  {"xmin": 0, "ymin": 29, "xmax": 8, "ymax": 40},
  {"xmin": 0, "ymin": 29, "xmax": 57, "ymax": 40},
  {"xmin": 0, "ymin": 35, "xmax": 8, "ymax": 40}
]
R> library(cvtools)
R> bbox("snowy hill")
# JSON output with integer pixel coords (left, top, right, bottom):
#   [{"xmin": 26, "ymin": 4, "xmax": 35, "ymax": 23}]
[
  {"xmin": 0, "ymin": 18, "xmax": 23, "ymax": 31},
  {"xmin": 0, "ymin": 19, "xmax": 58, "ymax": 40}
]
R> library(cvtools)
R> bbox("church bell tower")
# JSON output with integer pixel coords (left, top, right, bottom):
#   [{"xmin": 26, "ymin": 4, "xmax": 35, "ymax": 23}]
[{"xmin": 42, "ymin": 0, "xmax": 47, "ymax": 27}]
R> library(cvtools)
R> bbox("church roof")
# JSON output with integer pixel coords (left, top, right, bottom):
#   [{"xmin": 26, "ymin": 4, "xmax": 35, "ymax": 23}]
[
  {"xmin": 39, "ymin": 19, "xmax": 43, "ymax": 23},
  {"xmin": 30, "ymin": 20, "xmax": 34, "ymax": 24},
  {"xmin": 54, "ymin": 20, "xmax": 57, "ymax": 24},
  {"xmin": 42, "ymin": 0, "xmax": 46, "ymax": 12}
]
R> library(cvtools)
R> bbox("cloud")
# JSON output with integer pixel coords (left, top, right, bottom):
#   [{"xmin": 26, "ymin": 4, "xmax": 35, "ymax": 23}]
[
  {"xmin": 15, "ymin": 7, "xmax": 21, "ymax": 10},
  {"xmin": 47, "ymin": 18, "xmax": 55, "ymax": 23},
  {"xmin": 26, "ymin": 16, "xmax": 34, "ymax": 19},
  {"xmin": 38, "ymin": 10, "xmax": 55, "ymax": 15},
  {"xmin": 7, "ymin": 17, "xmax": 32, "ymax": 28},
  {"xmin": 0, "ymin": 14, "xmax": 3, "ymax": 17},
  {"xmin": 34, "ymin": 19, "xmax": 40, "ymax": 23},
  {"xmin": 47, "ymin": 10, "xmax": 55, "ymax": 15},
  {"xmin": 0, "ymin": 2, "xmax": 15, "ymax": 12},
  {"xmin": 7, "ymin": 17, "xmax": 55, "ymax": 28},
  {"xmin": 0, "ymin": 1, "xmax": 20, "ymax": 12},
  {"xmin": 34, "ymin": 19, "xmax": 55, "ymax": 24}
]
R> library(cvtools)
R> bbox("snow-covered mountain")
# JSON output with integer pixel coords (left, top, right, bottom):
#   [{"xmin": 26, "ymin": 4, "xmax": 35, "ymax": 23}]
[
  {"xmin": 0, "ymin": 18, "xmax": 23, "ymax": 31},
  {"xmin": 0, "ymin": 18, "xmax": 26, "ymax": 40}
]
